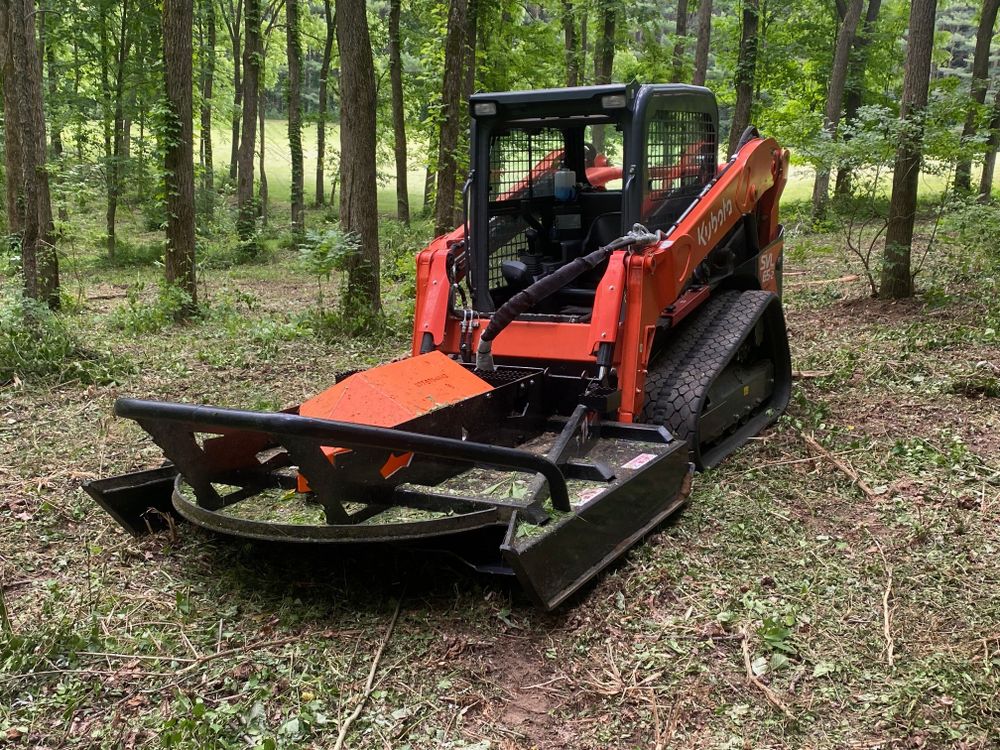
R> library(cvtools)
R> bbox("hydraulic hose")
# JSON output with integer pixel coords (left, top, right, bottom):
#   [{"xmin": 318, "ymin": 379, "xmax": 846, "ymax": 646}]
[{"xmin": 475, "ymin": 224, "xmax": 660, "ymax": 371}]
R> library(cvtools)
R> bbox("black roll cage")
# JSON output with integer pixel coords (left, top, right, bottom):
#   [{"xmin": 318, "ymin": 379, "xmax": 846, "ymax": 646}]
[{"xmin": 467, "ymin": 82, "xmax": 719, "ymax": 312}]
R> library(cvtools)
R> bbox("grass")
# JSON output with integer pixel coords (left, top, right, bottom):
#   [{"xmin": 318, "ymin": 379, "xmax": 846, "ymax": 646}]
[{"xmin": 2, "ymin": 163, "xmax": 1000, "ymax": 748}]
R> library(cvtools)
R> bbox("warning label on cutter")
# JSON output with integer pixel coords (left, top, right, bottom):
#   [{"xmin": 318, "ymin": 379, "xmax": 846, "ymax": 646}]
[
  {"xmin": 622, "ymin": 453, "xmax": 657, "ymax": 470},
  {"xmin": 575, "ymin": 488, "xmax": 604, "ymax": 505}
]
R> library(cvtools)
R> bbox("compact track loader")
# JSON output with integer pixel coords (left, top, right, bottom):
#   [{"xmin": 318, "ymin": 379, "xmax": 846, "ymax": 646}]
[{"xmin": 86, "ymin": 83, "xmax": 792, "ymax": 610}]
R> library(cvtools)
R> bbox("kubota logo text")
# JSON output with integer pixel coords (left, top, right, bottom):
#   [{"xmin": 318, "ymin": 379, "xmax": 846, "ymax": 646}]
[{"xmin": 695, "ymin": 197, "xmax": 734, "ymax": 247}]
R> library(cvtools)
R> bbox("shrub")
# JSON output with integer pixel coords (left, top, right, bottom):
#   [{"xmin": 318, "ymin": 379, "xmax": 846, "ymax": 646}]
[
  {"xmin": 380, "ymin": 218, "xmax": 434, "ymax": 294},
  {"xmin": 942, "ymin": 199, "xmax": 1000, "ymax": 272},
  {"xmin": 97, "ymin": 237, "xmax": 165, "ymax": 268},
  {"xmin": 108, "ymin": 281, "xmax": 195, "ymax": 334},
  {"xmin": 1, "ymin": 233, "xmax": 21, "ymax": 278},
  {"xmin": 298, "ymin": 225, "xmax": 362, "ymax": 308},
  {"xmin": 0, "ymin": 293, "xmax": 130, "ymax": 385},
  {"xmin": 302, "ymin": 305, "xmax": 391, "ymax": 341}
]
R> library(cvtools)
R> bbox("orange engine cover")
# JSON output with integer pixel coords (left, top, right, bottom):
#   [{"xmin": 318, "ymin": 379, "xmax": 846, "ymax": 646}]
[{"xmin": 296, "ymin": 351, "xmax": 493, "ymax": 489}]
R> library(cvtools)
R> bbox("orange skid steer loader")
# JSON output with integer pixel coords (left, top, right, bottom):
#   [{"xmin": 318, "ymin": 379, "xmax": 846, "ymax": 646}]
[{"xmin": 86, "ymin": 83, "xmax": 791, "ymax": 610}]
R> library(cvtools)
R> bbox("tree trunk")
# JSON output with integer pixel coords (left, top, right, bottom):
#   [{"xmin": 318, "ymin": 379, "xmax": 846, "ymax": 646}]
[
  {"xmin": 163, "ymin": 0, "xmax": 198, "ymax": 312},
  {"xmin": 237, "ymin": 0, "xmax": 259, "ymax": 250},
  {"xmin": 122, "ymin": 116, "xmax": 132, "ymax": 160},
  {"xmin": 99, "ymin": 9, "xmax": 112, "ymax": 194},
  {"xmin": 137, "ymin": 105, "xmax": 147, "ymax": 195},
  {"xmin": 315, "ymin": 0, "xmax": 333, "ymax": 205},
  {"xmin": 462, "ymin": 0, "xmax": 479, "ymax": 105},
  {"xmin": 591, "ymin": 1, "xmax": 616, "ymax": 154},
  {"xmin": 199, "ymin": 0, "xmax": 216, "ymax": 193},
  {"xmin": 40, "ymin": 13, "xmax": 62, "ymax": 160},
  {"xmin": 41, "ymin": 11, "xmax": 65, "ymax": 223},
  {"xmin": 593, "ymin": 4, "xmax": 615, "ymax": 82},
  {"xmin": 337, "ymin": 0, "xmax": 380, "ymax": 310},
  {"xmin": 1, "ymin": 2, "xmax": 23, "ymax": 237},
  {"xmin": 258, "ymin": 80, "xmax": 267, "ymax": 224},
  {"xmin": 73, "ymin": 38, "xmax": 84, "ymax": 161},
  {"xmin": 107, "ymin": 0, "xmax": 132, "ymax": 259},
  {"xmin": 1, "ymin": 0, "xmax": 59, "ymax": 307},
  {"xmin": 562, "ymin": 0, "xmax": 579, "ymax": 86},
  {"xmin": 979, "ymin": 85, "xmax": 1000, "ymax": 200},
  {"xmin": 811, "ymin": 0, "xmax": 863, "ymax": 219},
  {"xmin": 457, "ymin": 0, "xmax": 478, "ymax": 225},
  {"xmin": 834, "ymin": 0, "xmax": 882, "ymax": 198},
  {"xmin": 224, "ymin": 0, "xmax": 243, "ymax": 183},
  {"xmin": 880, "ymin": 0, "xmax": 936, "ymax": 300},
  {"xmin": 670, "ymin": 0, "xmax": 689, "ymax": 83},
  {"xmin": 727, "ymin": 0, "xmax": 759, "ymax": 158},
  {"xmin": 389, "ymin": 0, "xmax": 409, "ymax": 223},
  {"xmin": 955, "ymin": 0, "xmax": 1000, "ymax": 193},
  {"xmin": 692, "ymin": 0, "xmax": 712, "ymax": 86},
  {"xmin": 433, "ymin": 0, "xmax": 468, "ymax": 236},
  {"xmin": 285, "ymin": 0, "xmax": 304, "ymax": 234},
  {"xmin": 423, "ymin": 158, "xmax": 435, "ymax": 213}
]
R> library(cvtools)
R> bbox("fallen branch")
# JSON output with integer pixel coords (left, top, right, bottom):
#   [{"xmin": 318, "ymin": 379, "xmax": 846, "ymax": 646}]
[
  {"xmin": 792, "ymin": 370, "xmax": 834, "ymax": 379},
  {"xmin": 787, "ymin": 274, "xmax": 860, "ymax": 289},
  {"xmin": 868, "ymin": 533, "xmax": 895, "ymax": 668},
  {"xmin": 77, "ymin": 651, "xmax": 196, "ymax": 664},
  {"xmin": 523, "ymin": 675, "xmax": 568, "ymax": 690},
  {"xmin": 882, "ymin": 567, "xmax": 895, "ymax": 668},
  {"xmin": 177, "ymin": 634, "xmax": 302, "ymax": 674},
  {"xmin": 740, "ymin": 631, "xmax": 795, "ymax": 721},
  {"xmin": 803, "ymin": 433, "xmax": 878, "ymax": 501},
  {"xmin": 333, "ymin": 598, "xmax": 403, "ymax": 750},
  {"xmin": 172, "ymin": 628, "xmax": 360, "ymax": 677},
  {"xmin": 647, "ymin": 688, "xmax": 663, "ymax": 750}
]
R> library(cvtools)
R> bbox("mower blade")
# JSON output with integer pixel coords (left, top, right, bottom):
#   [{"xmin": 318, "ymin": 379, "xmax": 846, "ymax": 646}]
[{"xmin": 82, "ymin": 466, "xmax": 180, "ymax": 537}]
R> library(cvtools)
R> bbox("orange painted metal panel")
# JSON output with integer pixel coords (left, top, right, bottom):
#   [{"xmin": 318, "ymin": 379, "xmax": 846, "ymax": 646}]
[
  {"xmin": 296, "ymin": 352, "xmax": 493, "ymax": 490},
  {"xmin": 300, "ymin": 351, "xmax": 492, "ymax": 427},
  {"xmin": 435, "ymin": 319, "xmax": 595, "ymax": 362}
]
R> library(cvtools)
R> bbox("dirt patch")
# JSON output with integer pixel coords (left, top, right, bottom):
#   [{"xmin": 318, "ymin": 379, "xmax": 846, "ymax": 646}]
[{"xmin": 465, "ymin": 632, "xmax": 582, "ymax": 749}]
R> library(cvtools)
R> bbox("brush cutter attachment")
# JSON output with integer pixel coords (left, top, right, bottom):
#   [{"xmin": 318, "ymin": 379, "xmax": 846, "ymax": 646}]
[{"xmin": 85, "ymin": 354, "xmax": 691, "ymax": 610}]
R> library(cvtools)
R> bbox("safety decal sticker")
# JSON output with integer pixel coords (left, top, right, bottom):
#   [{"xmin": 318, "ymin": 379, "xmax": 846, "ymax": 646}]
[
  {"xmin": 622, "ymin": 453, "xmax": 657, "ymax": 470},
  {"xmin": 575, "ymin": 487, "xmax": 604, "ymax": 505}
]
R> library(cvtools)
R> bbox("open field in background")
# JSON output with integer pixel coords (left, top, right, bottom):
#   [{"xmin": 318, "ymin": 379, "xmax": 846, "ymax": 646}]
[
  {"xmin": 200, "ymin": 120, "xmax": 999, "ymax": 214},
  {"xmin": 204, "ymin": 122, "xmax": 429, "ymax": 214},
  {"xmin": 1, "ymin": 175, "xmax": 999, "ymax": 749}
]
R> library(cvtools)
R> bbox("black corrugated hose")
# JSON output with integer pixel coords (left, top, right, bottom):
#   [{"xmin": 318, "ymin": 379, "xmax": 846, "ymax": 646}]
[{"xmin": 475, "ymin": 224, "xmax": 660, "ymax": 371}]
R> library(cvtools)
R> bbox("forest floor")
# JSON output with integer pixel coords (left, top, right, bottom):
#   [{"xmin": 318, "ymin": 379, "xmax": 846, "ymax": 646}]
[{"xmin": 1, "ymin": 195, "xmax": 999, "ymax": 749}]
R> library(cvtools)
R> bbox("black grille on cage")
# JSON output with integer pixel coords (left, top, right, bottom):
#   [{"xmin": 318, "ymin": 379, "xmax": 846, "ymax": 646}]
[
  {"xmin": 646, "ymin": 110, "xmax": 716, "ymax": 201},
  {"xmin": 485, "ymin": 128, "xmax": 565, "ymax": 288}
]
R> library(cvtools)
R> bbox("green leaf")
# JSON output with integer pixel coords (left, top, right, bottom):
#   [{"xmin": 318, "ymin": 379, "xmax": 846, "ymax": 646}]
[
  {"xmin": 812, "ymin": 661, "xmax": 836, "ymax": 678},
  {"xmin": 497, "ymin": 607, "xmax": 515, "ymax": 627},
  {"xmin": 768, "ymin": 653, "xmax": 790, "ymax": 672}
]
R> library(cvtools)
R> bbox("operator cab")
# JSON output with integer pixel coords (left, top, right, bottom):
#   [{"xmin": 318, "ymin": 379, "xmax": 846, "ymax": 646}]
[{"xmin": 467, "ymin": 83, "xmax": 719, "ymax": 313}]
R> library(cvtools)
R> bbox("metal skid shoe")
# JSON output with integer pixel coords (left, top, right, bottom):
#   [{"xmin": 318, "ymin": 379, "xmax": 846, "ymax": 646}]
[{"xmin": 85, "ymin": 354, "xmax": 692, "ymax": 610}]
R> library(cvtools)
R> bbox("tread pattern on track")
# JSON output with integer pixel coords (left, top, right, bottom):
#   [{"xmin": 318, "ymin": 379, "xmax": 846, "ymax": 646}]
[{"xmin": 642, "ymin": 289, "xmax": 777, "ymax": 457}]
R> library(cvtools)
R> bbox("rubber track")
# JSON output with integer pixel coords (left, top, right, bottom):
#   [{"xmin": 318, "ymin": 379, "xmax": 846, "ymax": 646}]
[{"xmin": 642, "ymin": 290, "xmax": 781, "ymax": 467}]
